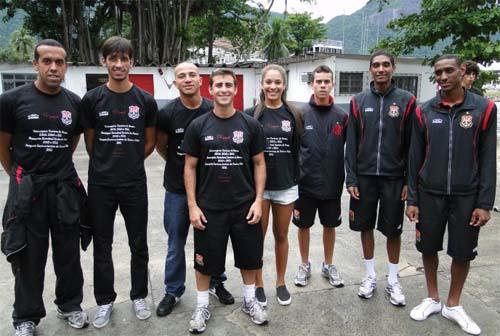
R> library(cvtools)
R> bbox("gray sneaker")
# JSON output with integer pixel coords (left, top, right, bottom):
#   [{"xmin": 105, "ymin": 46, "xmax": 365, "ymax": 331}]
[
  {"xmin": 321, "ymin": 262, "xmax": 345, "ymax": 288},
  {"xmin": 93, "ymin": 303, "xmax": 113, "ymax": 329},
  {"xmin": 189, "ymin": 306, "xmax": 210, "ymax": 334},
  {"xmin": 15, "ymin": 321, "xmax": 35, "ymax": 336},
  {"xmin": 57, "ymin": 308, "xmax": 89, "ymax": 329},
  {"xmin": 133, "ymin": 298, "xmax": 151, "ymax": 320},
  {"xmin": 242, "ymin": 297, "xmax": 269, "ymax": 325},
  {"xmin": 294, "ymin": 262, "xmax": 311, "ymax": 287}
]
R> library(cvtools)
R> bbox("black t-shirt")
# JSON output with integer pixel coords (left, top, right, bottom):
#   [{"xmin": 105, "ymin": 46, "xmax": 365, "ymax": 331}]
[
  {"xmin": 81, "ymin": 84, "xmax": 158, "ymax": 186},
  {"xmin": 259, "ymin": 106, "xmax": 296, "ymax": 190},
  {"xmin": 0, "ymin": 83, "xmax": 82, "ymax": 174},
  {"xmin": 157, "ymin": 97, "xmax": 213, "ymax": 193},
  {"xmin": 181, "ymin": 111, "xmax": 265, "ymax": 210}
]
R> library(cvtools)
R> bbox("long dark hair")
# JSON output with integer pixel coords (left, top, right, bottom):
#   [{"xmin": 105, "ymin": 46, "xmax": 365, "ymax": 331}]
[{"xmin": 253, "ymin": 64, "xmax": 303, "ymax": 135}]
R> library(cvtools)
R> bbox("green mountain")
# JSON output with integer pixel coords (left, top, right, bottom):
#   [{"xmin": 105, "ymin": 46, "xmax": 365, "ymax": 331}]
[
  {"xmin": 0, "ymin": 9, "xmax": 25, "ymax": 50},
  {"xmin": 325, "ymin": 0, "xmax": 445, "ymax": 57}
]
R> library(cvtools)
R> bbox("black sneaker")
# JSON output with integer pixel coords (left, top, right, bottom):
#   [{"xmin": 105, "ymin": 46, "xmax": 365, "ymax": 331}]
[
  {"xmin": 209, "ymin": 283, "xmax": 235, "ymax": 305},
  {"xmin": 276, "ymin": 285, "xmax": 291, "ymax": 306},
  {"xmin": 156, "ymin": 294, "xmax": 179, "ymax": 317},
  {"xmin": 255, "ymin": 287, "xmax": 267, "ymax": 307}
]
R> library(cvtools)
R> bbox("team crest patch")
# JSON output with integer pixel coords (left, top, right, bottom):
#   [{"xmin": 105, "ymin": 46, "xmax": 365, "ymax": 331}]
[
  {"xmin": 232, "ymin": 130, "xmax": 244, "ymax": 144},
  {"xmin": 460, "ymin": 113, "xmax": 473, "ymax": 129},
  {"xmin": 195, "ymin": 253, "xmax": 204, "ymax": 266},
  {"xmin": 281, "ymin": 120, "xmax": 292, "ymax": 132},
  {"xmin": 388, "ymin": 104, "xmax": 400, "ymax": 118},
  {"xmin": 61, "ymin": 110, "xmax": 72, "ymax": 125},
  {"xmin": 128, "ymin": 105, "xmax": 140, "ymax": 120},
  {"xmin": 333, "ymin": 122, "xmax": 343, "ymax": 137}
]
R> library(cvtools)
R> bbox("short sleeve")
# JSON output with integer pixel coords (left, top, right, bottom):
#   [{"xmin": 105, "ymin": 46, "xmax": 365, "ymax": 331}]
[
  {"xmin": 181, "ymin": 120, "xmax": 201, "ymax": 157},
  {"xmin": 0, "ymin": 92, "xmax": 16, "ymax": 134},
  {"xmin": 145, "ymin": 95, "xmax": 158, "ymax": 127},
  {"xmin": 250, "ymin": 120, "xmax": 266, "ymax": 156},
  {"xmin": 80, "ymin": 93, "xmax": 96, "ymax": 129}
]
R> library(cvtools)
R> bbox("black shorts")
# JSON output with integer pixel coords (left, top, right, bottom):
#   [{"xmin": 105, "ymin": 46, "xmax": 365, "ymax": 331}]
[
  {"xmin": 292, "ymin": 196, "xmax": 341, "ymax": 228},
  {"xmin": 349, "ymin": 175, "xmax": 404, "ymax": 237},
  {"xmin": 416, "ymin": 189, "xmax": 480, "ymax": 262},
  {"xmin": 193, "ymin": 201, "xmax": 263, "ymax": 275}
]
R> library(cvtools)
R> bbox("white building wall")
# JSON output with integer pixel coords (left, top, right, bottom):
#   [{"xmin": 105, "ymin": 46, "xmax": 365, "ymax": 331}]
[
  {"xmin": 281, "ymin": 56, "xmax": 435, "ymax": 106},
  {"xmin": 0, "ymin": 58, "xmax": 435, "ymax": 108},
  {"xmin": 283, "ymin": 57, "xmax": 337, "ymax": 103},
  {"xmin": 0, "ymin": 64, "xmax": 257, "ymax": 109}
]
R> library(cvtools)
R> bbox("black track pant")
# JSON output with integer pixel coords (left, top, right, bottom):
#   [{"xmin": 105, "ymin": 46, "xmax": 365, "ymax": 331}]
[
  {"xmin": 89, "ymin": 183, "xmax": 149, "ymax": 305},
  {"xmin": 10, "ymin": 182, "xmax": 84, "ymax": 327}
]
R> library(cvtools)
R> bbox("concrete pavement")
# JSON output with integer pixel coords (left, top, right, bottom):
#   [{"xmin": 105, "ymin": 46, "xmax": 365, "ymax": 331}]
[{"xmin": 1, "ymin": 143, "xmax": 499, "ymax": 336}]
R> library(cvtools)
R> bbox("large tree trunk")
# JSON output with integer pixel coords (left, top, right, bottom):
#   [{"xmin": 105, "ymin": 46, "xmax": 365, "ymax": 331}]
[
  {"xmin": 60, "ymin": 0, "xmax": 70, "ymax": 59},
  {"xmin": 137, "ymin": 0, "xmax": 143, "ymax": 65}
]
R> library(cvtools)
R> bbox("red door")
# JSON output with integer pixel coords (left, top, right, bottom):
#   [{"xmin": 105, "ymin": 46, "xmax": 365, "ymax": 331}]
[
  {"xmin": 200, "ymin": 74, "xmax": 244, "ymax": 111},
  {"xmin": 129, "ymin": 74, "xmax": 154, "ymax": 96}
]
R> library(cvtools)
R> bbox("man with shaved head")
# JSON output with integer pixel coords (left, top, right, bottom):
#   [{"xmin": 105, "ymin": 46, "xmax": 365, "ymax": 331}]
[{"xmin": 155, "ymin": 62, "xmax": 234, "ymax": 317}]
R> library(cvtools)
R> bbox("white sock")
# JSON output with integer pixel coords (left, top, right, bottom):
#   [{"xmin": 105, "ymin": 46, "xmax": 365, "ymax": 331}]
[
  {"xmin": 364, "ymin": 258, "xmax": 376, "ymax": 277},
  {"xmin": 242, "ymin": 284, "xmax": 255, "ymax": 302},
  {"xmin": 388, "ymin": 262, "xmax": 399, "ymax": 284},
  {"xmin": 197, "ymin": 290, "xmax": 209, "ymax": 308}
]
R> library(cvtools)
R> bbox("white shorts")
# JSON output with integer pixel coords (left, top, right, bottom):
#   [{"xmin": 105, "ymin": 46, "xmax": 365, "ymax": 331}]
[{"xmin": 263, "ymin": 185, "xmax": 299, "ymax": 205}]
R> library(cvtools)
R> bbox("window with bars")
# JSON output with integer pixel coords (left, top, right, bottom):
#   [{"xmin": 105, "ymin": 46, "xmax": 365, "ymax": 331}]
[
  {"xmin": 338, "ymin": 72, "xmax": 363, "ymax": 94},
  {"xmin": 2, "ymin": 73, "xmax": 37, "ymax": 92},
  {"xmin": 300, "ymin": 72, "xmax": 313, "ymax": 84},
  {"xmin": 393, "ymin": 75, "xmax": 419, "ymax": 97}
]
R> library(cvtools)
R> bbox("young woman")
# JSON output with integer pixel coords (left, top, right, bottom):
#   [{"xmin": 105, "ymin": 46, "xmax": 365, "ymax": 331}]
[{"xmin": 246, "ymin": 64, "xmax": 303, "ymax": 306}]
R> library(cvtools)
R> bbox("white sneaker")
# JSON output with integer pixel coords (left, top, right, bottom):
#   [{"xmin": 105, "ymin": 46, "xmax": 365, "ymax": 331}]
[
  {"xmin": 15, "ymin": 321, "xmax": 35, "ymax": 336},
  {"xmin": 358, "ymin": 275, "xmax": 377, "ymax": 299},
  {"xmin": 294, "ymin": 262, "xmax": 311, "ymax": 287},
  {"xmin": 442, "ymin": 305, "xmax": 481, "ymax": 335},
  {"xmin": 189, "ymin": 306, "xmax": 210, "ymax": 334},
  {"xmin": 385, "ymin": 281, "xmax": 406, "ymax": 306},
  {"xmin": 410, "ymin": 298, "xmax": 442, "ymax": 321},
  {"xmin": 93, "ymin": 303, "xmax": 113, "ymax": 328},
  {"xmin": 242, "ymin": 297, "xmax": 269, "ymax": 325},
  {"xmin": 133, "ymin": 298, "xmax": 151, "ymax": 320},
  {"xmin": 56, "ymin": 308, "xmax": 89, "ymax": 328}
]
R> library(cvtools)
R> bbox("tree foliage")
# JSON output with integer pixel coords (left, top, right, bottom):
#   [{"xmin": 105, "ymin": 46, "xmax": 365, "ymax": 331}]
[
  {"xmin": 284, "ymin": 13, "xmax": 326, "ymax": 56},
  {"xmin": 187, "ymin": 0, "xmax": 270, "ymax": 64},
  {"xmin": 376, "ymin": 0, "xmax": 500, "ymax": 66},
  {"xmin": 0, "ymin": 0, "xmax": 273, "ymax": 65},
  {"xmin": 262, "ymin": 17, "xmax": 290, "ymax": 60},
  {"xmin": 9, "ymin": 27, "xmax": 34, "ymax": 61}
]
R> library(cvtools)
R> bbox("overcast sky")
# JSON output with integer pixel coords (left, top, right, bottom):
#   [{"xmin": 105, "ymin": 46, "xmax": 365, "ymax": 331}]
[{"xmin": 256, "ymin": 0, "xmax": 369, "ymax": 22}]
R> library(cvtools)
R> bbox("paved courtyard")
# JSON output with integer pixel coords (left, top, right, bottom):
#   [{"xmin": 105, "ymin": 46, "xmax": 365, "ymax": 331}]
[{"xmin": 1, "ymin": 143, "xmax": 499, "ymax": 336}]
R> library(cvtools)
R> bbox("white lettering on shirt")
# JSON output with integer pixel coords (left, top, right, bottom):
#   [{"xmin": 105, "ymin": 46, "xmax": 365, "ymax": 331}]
[
  {"xmin": 27, "ymin": 114, "xmax": 39, "ymax": 120},
  {"xmin": 99, "ymin": 111, "xmax": 109, "ymax": 117},
  {"xmin": 432, "ymin": 118, "xmax": 443, "ymax": 124}
]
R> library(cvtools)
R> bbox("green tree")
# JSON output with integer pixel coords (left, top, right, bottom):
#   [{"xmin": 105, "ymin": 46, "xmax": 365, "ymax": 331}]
[
  {"xmin": 9, "ymin": 27, "xmax": 34, "ymax": 61},
  {"xmin": 262, "ymin": 17, "xmax": 290, "ymax": 60},
  {"xmin": 376, "ymin": 0, "xmax": 500, "ymax": 66},
  {"xmin": 187, "ymin": 0, "xmax": 263, "ymax": 64},
  {"xmin": 285, "ymin": 12, "xmax": 326, "ymax": 56}
]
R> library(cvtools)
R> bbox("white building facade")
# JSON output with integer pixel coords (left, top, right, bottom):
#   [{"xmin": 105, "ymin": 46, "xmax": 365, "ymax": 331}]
[{"xmin": 0, "ymin": 54, "xmax": 435, "ymax": 110}]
